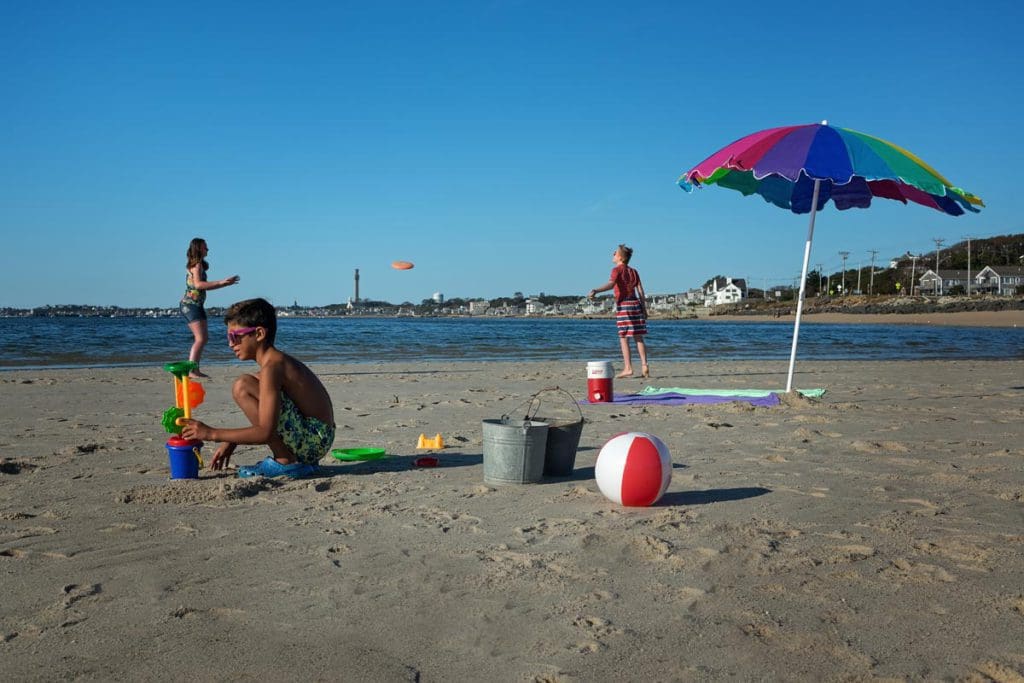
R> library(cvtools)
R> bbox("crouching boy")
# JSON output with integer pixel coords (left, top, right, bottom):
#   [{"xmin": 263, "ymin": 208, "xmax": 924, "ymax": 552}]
[{"xmin": 182, "ymin": 298, "xmax": 335, "ymax": 478}]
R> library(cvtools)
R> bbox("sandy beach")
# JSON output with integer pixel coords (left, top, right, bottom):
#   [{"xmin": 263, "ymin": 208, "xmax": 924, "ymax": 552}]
[{"xmin": 2, "ymin": 359, "xmax": 1023, "ymax": 681}]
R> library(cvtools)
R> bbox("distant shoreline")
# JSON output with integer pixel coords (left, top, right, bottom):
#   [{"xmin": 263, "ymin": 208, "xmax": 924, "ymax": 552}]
[{"xmin": 701, "ymin": 309, "xmax": 1023, "ymax": 327}]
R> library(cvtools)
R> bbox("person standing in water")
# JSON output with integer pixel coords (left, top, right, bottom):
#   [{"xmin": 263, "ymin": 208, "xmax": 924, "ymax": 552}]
[
  {"xmin": 588, "ymin": 244, "xmax": 649, "ymax": 378},
  {"xmin": 180, "ymin": 237, "xmax": 240, "ymax": 378}
]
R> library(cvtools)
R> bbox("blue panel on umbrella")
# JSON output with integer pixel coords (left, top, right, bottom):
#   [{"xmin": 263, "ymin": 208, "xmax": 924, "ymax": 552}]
[
  {"xmin": 830, "ymin": 177, "xmax": 873, "ymax": 210},
  {"xmin": 804, "ymin": 126, "xmax": 854, "ymax": 184}
]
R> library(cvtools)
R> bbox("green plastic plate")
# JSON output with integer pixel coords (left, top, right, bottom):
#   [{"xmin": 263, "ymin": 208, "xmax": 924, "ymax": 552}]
[{"xmin": 331, "ymin": 447, "xmax": 387, "ymax": 461}]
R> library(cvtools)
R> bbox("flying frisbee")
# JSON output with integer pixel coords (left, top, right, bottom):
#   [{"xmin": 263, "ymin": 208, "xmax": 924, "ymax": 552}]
[{"xmin": 391, "ymin": 261, "xmax": 414, "ymax": 270}]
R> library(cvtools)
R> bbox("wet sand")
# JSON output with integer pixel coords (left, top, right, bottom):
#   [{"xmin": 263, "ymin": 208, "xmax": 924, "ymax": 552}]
[{"xmin": 1, "ymin": 359, "xmax": 1023, "ymax": 680}]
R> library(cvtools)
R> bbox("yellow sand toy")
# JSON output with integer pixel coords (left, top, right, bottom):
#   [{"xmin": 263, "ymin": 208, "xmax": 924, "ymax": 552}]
[
  {"xmin": 161, "ymin": 361, "xmax": 206, "ymax": 435},
  {"xmin": 416, "ymin": 433, "xmax": 445, "ymax": 449}
]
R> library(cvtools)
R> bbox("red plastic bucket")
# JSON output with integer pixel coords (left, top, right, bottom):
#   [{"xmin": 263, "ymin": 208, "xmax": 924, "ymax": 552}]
[{"xmin": 586, "ymin": 361, "xmax": 613, "ymax": 403}]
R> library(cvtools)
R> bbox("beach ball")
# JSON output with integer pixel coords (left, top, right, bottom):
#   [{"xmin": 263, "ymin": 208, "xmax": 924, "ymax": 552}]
[{"xmin": 595, "ymin": 432, "xmax": 672, "ymax": 507}]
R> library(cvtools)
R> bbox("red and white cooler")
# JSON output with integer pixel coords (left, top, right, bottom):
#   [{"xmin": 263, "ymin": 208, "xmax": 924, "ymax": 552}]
[{"xmin": 586, "ymin": 361, "xmax": 614, "ymax": 403}]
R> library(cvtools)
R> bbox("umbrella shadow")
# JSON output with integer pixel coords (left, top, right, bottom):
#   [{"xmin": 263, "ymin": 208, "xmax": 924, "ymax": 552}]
[{"xmin": 658, "ymin": 486, "xmax": 771, "ymax": 506}]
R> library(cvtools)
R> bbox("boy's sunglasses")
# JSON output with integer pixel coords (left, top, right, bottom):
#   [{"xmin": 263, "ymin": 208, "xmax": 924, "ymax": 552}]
[{"xmin": 227, "ymin": 326, "xmax": 260, "ymax": 344}]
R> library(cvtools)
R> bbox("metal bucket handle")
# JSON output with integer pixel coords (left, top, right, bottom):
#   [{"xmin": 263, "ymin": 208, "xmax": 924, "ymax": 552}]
[{"xmin": 502, "ymin": 386, "xmax": 583, "ymax": 425}]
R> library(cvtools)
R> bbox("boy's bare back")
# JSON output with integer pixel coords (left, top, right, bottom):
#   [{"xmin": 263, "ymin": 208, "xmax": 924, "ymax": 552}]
[{"xmin": 260, "ymin": 347, "xmax": 334, "ymax": 427}]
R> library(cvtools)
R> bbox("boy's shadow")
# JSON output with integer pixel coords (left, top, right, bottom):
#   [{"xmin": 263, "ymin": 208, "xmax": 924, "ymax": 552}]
[{"xmin": 317, "ymin": 452, "xmax": 482, "ymax": 476}]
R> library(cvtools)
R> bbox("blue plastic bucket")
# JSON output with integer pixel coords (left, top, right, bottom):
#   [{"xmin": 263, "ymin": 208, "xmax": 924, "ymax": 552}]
[{"xmin": 165, "ymin": 437, "xmax": 202, "ymax": 479}]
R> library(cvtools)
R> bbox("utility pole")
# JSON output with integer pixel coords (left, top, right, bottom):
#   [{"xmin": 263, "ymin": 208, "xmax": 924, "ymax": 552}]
[
  {"xmin": 868, "ymin": 250, "xmax": 878, "ymax": 296},
  {"xmin": 856, "ymin": 259, "xmax": 863, "ymax": 294},
  {"xmin": 839, "ymin": 251, "xmax": 849, "ymax": 296},
  {"xmin": 816, "ymin": 263, "xmax": 824, "ymax": 296},
  {"xmin": 908, "ymin": 253, "xmax": 919, "ymax": 296},
  {"xmin": 932, "ymin": 238, "xmax": 945, "ymax": 295},
  {"xmin": 963, "ymin": 236, "xmax": 972, "ymax": 296}
]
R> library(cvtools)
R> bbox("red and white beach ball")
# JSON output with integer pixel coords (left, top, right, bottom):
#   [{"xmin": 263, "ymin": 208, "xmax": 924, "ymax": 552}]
[{"xmin": 595, "ymin": 432, "xmax": 672, "ymax": 507}]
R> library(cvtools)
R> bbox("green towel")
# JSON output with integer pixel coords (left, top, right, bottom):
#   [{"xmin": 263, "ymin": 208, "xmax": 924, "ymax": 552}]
[{"xmin": 638, "ymin": 386, "xmax": 826, "ymax": 399}]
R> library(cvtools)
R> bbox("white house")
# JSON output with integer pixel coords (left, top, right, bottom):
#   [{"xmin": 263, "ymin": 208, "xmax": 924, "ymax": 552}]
[
  {"xmin": 682, "ymin": 288, "xmax": 705, "ymax": 305},
  {"xmin": 525, "ymin": 298, "xmax": 544, "ymax": 315},
  {"xmin": 917, "ymin": 269, "xmax": 970, "ymax": 296},
  {"xmin": 974, "ymin": 265, "xmax": 1024, "ymax": 296},
  {"xmin": 704, "ymin": 277, "xmax": 746, "ymax": 307},
  {"xmin": 581, "ymin": 297, "xmax": 613, "ymax": 315},
  {"xmin": 468, "ymin": 300, "xmax": 490, "ymax": 315}
]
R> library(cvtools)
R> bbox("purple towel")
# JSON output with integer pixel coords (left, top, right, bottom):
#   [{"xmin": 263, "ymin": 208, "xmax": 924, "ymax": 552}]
[{"xmin": 582, "ymin": 392, "xmax": 781, "ymax": 407}]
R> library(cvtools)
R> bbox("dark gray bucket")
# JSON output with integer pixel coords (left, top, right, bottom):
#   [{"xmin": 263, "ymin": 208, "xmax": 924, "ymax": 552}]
[
  {"xmin": 541, "ymin": 419, "xmax": 584, "ymax": 477},
  {"xmin": 523, "ymin": 387, "xmax": 585, "ymax": 478},
  {"xmin": 481, "ymin": 419, "xmax": 549, "ymax": 485}
]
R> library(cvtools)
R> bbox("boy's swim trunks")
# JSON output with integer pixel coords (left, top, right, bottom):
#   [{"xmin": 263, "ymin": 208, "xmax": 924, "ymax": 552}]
[{"xmin": 276, "ymin": 392, "xmax": 335, "ymax": 464}]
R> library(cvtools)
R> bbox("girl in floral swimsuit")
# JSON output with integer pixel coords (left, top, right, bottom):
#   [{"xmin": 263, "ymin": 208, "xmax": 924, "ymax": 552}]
[{"xmin": 180, "ymin": 237, "xmax": 240, "ymax": 378}]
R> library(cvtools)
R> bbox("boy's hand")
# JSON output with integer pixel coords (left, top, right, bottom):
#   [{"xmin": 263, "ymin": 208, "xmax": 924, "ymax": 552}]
[
  {"xmin": 180, "ymin": 419, "xmax": 212, "ymax": 441},
  {"xmin": 209, "ymin": 443, "xmax": 236, "ymax": 470}
]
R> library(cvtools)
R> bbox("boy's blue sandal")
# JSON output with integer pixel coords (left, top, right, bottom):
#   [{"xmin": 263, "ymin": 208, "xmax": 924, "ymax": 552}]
[{"xmin": 238, "ymin": 456, "xmax": 318, "ymax": 479}]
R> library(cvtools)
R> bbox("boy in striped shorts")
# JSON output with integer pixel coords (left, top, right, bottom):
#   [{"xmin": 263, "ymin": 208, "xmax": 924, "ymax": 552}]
[{"xmin": 588, "ymin": 244, "xmax": 649, "ymax": 378}]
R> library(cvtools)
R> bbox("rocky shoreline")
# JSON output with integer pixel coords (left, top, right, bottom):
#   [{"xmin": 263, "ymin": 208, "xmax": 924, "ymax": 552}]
[{"xmin": 708, "ymin": 295, "xmax": 1024, "ymax": 318}]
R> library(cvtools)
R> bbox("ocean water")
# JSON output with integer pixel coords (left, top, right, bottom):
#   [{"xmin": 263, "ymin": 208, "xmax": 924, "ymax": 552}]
[{"xmin": 1, "ymin": 316, "xmax": 1022, "ymax": 370}]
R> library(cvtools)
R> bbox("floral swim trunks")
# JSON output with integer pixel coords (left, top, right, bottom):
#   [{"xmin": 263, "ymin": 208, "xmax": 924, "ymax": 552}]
[{"xmin": 276, "ymin": 393, "xmax": 335, "ymax": 464}]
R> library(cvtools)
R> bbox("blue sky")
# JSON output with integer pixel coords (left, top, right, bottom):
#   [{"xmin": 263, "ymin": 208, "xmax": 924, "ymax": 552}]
[{"xmin": 2, "ymin": 1, "xmax": 1021, "ymax": 308}]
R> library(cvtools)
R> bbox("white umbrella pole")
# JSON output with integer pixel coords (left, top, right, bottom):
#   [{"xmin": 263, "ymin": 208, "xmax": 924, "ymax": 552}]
[{"xmin": 785, "ymin": 179, "xmax": 821, "ymax": 393}]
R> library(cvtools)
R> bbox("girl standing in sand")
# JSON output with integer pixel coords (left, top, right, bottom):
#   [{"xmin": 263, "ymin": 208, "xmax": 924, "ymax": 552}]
[
  {"xmin": 589, "ymin": 244, "xmax": 649, "ymax": 378},
  {"xmin": 180, "ymin": 237, "xmax": 240, "ymax": 378}
]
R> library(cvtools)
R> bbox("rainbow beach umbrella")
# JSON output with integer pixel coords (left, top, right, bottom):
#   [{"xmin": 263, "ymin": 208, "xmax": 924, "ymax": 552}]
[{"xmin": 678, "ymin": 121, "xmax": 983, "ymax": 392}]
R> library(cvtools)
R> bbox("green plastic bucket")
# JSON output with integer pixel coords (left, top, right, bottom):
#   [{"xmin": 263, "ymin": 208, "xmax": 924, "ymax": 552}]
[{"xmin": 481, "ymin": 418, "xmax": 549, "ymax": 485}]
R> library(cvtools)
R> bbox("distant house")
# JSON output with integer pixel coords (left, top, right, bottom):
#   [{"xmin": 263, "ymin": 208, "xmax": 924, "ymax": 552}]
[
  {"xmin": 704, "ymin": 277, "xmax": 746, "ymax": 307},
  {"xmin": 917, "ymin": 269, "xmax": 970, "ymax": 295},
  {"xmin": 648, "ymin": 293, "xmax": 687, "ymax": 312},
  {"xmin": 974, "ymin": 266, "xmax": 1024, "ymax": 295},
  {"xmin": 468, "ymin": 300, "xmax": 490, "ymax": 315},
  {"xmin": 581, "ymin": 297, "xmax": 613, "ymax": 315},
  {"xmin": 682, "ymin": 288, "xmax": 705, "ymax": 305}
]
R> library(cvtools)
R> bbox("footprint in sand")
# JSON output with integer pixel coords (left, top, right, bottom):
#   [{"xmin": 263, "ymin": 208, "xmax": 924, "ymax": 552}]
[
  {"xmin": 567, "ymin": 615, "xmax": 624, "ymax": 654},
  {"xmin": 851, "ymin": 440, "xmax": 910, "ymax": 453},
  {"xmin": 880, "ymin": 558, "xmax": 956, "ymax": 583},
  {"xmin": 674, "ymin": 586, "xmax": 707, "ymax": 606},
  {"xmin": 826, "ymin": 545, "xmax": 877, "ymax": 564},
  {"xmin": 0, "ymin": 459, "xmax": 38, "ymax": 475}
]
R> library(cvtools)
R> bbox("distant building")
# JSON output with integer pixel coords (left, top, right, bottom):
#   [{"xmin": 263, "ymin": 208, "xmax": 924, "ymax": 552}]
[
  {"xmin": 974, "ymin": 265, "xmax": 1024, "ymax": 295},
  {"xmin": 432, "ymin": 292, "xmax": 444, "ymax": 304},
  {"xmin": 581, "ymin": 297, "xmax": 612, "ymax": 315},
  {"xmin": 704, "ymin": 277, "xmax": 746, "ymax": 307},
  {"xmin": 681, "ymin": 288, "xmax": 705, "ymax": 305},
  {"xmin": 468, "ymin": 300, "xmax": 490, "ymax": 315},
  {"xmin": 918, "ymin": 269, "xmax": 970, "ymax": 296}
]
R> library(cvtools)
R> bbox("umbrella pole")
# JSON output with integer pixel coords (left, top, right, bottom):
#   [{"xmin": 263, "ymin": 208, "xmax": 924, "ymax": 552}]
[{"xmin": 785, "ymin": 179, "xmax": 821, "ymax": 393}]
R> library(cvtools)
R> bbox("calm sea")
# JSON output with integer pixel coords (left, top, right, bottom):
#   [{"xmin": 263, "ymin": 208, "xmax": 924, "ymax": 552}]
[{"xmin": 1, "ymin": 316, "xmax": 1022, "ymax": 370}]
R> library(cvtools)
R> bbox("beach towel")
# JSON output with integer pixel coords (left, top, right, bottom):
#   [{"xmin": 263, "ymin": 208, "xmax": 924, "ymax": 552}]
[
  {"xmin": 638, "ymin": 386, "xmax": 826, "ymax": 399},
  {"xmin": 580, "ymin": 386, "xmax": 825, "ymax": 407}
]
